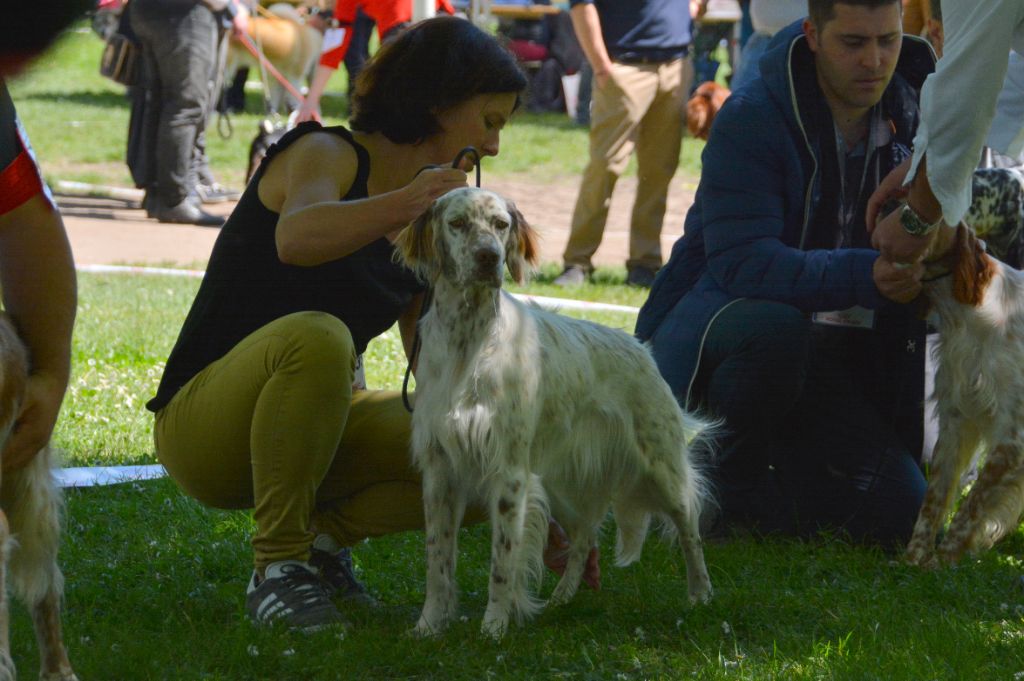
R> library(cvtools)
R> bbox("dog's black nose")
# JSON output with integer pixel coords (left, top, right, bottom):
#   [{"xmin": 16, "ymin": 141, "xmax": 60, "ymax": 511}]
[{"xmin": 475, "ymin": 248, "xmax": 500, "ymax": 269}]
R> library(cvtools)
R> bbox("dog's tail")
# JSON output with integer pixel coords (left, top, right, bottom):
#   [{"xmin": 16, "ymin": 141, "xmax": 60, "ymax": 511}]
[
  {"xmin": 617, "ymin": 409, "xmax": 718, "ymax": 563},
  {"xmin": 4, "ymin": 445, "xmax": 66, "ymax": 606},
  {"xmin": 512, "ymin": 474, "xmax": 549, "ymax": 624}
]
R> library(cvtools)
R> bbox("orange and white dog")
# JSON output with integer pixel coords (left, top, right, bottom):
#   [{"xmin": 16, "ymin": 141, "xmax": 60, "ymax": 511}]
[
  {"xmin": 0, "ymin": 314, "xmax": 76, "ymax": 680},
  {"xmin": 905, "ymin": 168, "xmax": 1024, "ymax": 566},
  {"xmin": 226, "ymin": 3, "xmax": 324, "ymax": 113}
]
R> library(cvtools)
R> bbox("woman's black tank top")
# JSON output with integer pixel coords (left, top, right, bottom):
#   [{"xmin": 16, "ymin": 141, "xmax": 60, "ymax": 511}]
[{"xmin": 146, "ymin": 122, "xmax": 424, "ymax": 412}]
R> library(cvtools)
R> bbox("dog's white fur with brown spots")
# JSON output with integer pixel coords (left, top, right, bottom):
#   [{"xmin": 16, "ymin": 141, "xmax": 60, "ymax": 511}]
[{"xmin": 395, "ymin": 187, "xmax": 713, "ymax": 639}]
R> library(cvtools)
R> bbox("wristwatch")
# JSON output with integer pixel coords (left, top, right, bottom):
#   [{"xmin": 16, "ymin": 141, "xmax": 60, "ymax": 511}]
[{"xmin": 899, "ymin": 203, "xmax": 941, "ymax": 236}]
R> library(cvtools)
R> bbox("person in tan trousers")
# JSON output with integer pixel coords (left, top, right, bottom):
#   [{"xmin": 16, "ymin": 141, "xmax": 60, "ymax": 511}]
[{"xmin": 555, "ymin": 0, "xmax": 697, "ymax": 288}]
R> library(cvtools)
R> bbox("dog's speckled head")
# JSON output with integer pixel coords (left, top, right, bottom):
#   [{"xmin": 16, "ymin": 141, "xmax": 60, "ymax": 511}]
[{"xmin": 395, "ymin": 187, "xmax": 538, "ymax": 287}]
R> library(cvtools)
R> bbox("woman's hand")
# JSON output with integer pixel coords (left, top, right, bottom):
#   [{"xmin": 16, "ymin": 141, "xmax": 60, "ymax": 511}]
[
  {"xmin": 294, "ymin": 98, "xmax": 321, "ymax": 123},
  {"xmin": 397, "ymin": 167, "xmax": 468, "ymax": 224},
  {"xmin": 866, "ymin": 157, "xmax": 912, "ymax": 234},
  {"xmin": 543, "ymin": 519, "xmax": 601, "ymax": 591},
  {"xmin": 1, "ymin": 370, "xmax": 65, "ymax": 472}
]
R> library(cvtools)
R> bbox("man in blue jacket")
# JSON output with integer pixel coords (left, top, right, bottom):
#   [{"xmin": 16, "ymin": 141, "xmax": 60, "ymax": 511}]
[{"xmin": 636, "ymin": 0, "xmax": 936, "ymax": 547}]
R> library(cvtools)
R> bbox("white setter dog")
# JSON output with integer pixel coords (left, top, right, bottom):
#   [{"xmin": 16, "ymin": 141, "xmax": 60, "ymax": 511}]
[
  {"xmin": 395, "ymin": 187, "xmax": 713, "ymax": 639},
  {"xmin": 0, "ymin": 315, "xmax": 77, "ymax": 680},
  {"xmin": 905, "ymin": 171, "xmax": 1024, "ymax": 566}
]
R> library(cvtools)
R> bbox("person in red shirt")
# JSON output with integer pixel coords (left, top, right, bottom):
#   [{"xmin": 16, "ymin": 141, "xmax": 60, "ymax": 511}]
[
  {"xmin": 296, "ymin": 0, "xmax": 454, "ymax": 122},
  {"xmin": 0, "ymin": 1, "xmax": 84, "ymax": 474}
]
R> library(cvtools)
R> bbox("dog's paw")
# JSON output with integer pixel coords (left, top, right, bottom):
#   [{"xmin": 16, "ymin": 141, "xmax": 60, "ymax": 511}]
[
  {"xmin": 480, "ymin": 617, "xmax": 508, "ymax": 641},
  {"xmin": 410, "ymin": 615, "xmax": 446, "ymax": 639},
  {"xmin": 548, "ymin": 579, "xmax": 579, "ymax": 607},
  {"xmin": 0, "ymin": 651, "xmax": 14, "ymax": 681},
  {"xmin": 40, "ymin": 671, "xmax": 80, "ymax": 681},
  {"xmin": 904, "ymin": 542, "xmax": 937, "ymax": 568},
  {"xmin": 688, "ymin": 581, "xmax": 713, "ymax": 605}
]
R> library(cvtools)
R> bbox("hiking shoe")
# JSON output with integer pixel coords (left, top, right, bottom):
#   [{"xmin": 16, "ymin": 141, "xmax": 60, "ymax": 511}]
[
  {"xmin": 246, "ymin": 560, "xmax": 349, "ymax": 632},
  {"xmin": 553, "ymin": 265, "xmax": 588, "ymax": 287},
  {"xmin": 309, "ymin": 538, "xmax": 378, "ymax": 606},
  {"xmin": 626, "ymin": 265, "xmax": 658, "ymax": 288}
]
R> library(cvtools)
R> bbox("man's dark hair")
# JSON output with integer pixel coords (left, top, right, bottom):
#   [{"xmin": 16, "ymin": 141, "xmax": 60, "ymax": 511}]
[
  {"xmin": 930, "ymin": 0, "xmax": 942, "ymax": 21},
  {"xmin": 350, "ymin": 16, "xmax": 528, "ymax": 145},
  {"xmin": 807, "ymin": 0, "xmax": 902, "ymax": 27}
]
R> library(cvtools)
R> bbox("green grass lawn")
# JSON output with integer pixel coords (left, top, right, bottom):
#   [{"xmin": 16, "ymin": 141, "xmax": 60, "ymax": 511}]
[
  {"xmin": 8, "ymin": 27, "xmax": 705, "ymax": 192},
  {"xmin": 14, "ymin": 272, "xmax": 1020, "ymax": 681},
  {"xmin": 5, "ymin": 23, "xmax": 1024, "ymax": 681}
]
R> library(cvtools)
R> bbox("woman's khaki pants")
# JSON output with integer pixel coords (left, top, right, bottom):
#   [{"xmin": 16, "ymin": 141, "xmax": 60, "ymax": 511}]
[{"xmin": 154, "ymin": 311, "xmax": 455, "ymax": 569}]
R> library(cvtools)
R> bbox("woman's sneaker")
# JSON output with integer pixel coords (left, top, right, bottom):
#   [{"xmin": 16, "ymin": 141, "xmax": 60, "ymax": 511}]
[
  {"xmin": 309, "ymin": 536, "xmax": 378, "ymax": 606},
  {"xmin": 246, "ymin": 560, "xmax": 349, "ymax": 632}
]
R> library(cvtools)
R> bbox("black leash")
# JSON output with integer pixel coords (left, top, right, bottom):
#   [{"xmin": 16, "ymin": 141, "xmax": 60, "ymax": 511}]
[{"xmin": 402, "ymin": 146, "xmax": 482, "ymax": 413}]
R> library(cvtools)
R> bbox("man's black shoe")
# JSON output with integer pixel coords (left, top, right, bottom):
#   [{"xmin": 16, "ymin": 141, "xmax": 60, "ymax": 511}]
[{"xmin": 154, "ymin": 199, "xmax": 225, "ymax": 227}]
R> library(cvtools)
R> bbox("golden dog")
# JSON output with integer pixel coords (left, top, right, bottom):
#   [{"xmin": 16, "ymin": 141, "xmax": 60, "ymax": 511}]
[
  {"xmin": 226, "ymin": 3, "xmax": 324, "ymax": 114},
  {"xmin": 0, "ymin": 314, "xmax": 76, "ymax": 681}
]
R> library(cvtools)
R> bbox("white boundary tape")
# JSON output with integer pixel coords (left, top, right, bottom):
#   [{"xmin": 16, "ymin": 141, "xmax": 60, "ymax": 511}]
[
  {"xmin": 75, "ymin": 264, "xmax": 641, "ymax": 314},
  {"xmin": 55, "ymin": 464, "xmax": 167, "ymax": 488},
  {"xmin": 63, "ymin": 265, "xmax": 639, "ymax": 487}
]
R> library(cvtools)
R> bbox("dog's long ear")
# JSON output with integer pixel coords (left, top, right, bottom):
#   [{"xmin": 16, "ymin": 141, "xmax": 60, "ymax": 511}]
[
  {"xmin": 505, "ymin": 199, "xmax": 538, "ymax": 285},
  {"xmin": 952, "ymin": 223, "xmax": 998, "ymax": 307},
  {"xmin": 393, "ymin": 203, "xmax": 438, "ymax": 281},
  {"xmin": 686, "ymin": 97, "xmax": 710, "ymax": 140}
]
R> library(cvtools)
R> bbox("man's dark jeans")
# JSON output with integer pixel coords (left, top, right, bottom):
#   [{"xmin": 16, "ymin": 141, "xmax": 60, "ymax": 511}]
[
  {"xmin": 691, "ymin": 299, "xmax": 926, "ymax": 547},
  {"xmin": 130, "ymin": 0, "xmax": 219, "ymax": 207}
]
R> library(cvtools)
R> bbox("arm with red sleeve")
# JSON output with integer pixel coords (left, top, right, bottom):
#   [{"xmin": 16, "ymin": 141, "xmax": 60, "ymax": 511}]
[
  {"xmin": 0, "ymin": 81, "xmax": 77, "ymax": 472},
  {"xmin": 295, "ymin": 0, "xmax": 454, "ymax": 122},
  {"xmin": 295, "ymin": 0, "xmax": 359, "ymax": 122}
]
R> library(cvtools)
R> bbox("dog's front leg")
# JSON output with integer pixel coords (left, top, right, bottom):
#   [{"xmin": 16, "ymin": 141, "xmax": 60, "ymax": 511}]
[
  {"xmin": 414, "ymin": 453, "xmax": 465, "ymax": 637},
  {"xmin": 906, "ymin": 419, "xmax": 980, "ymax": 567},
  {"xmin": 939, "ymin": 441, "xmax": 1024, "ymax": 562},
  {"xmin": 481, "ymin": 472, "xmax": 533, "ymax": 640},
  {"xmin": 33, "ymin": 589, "xmax": 78, "ymax": 681}
]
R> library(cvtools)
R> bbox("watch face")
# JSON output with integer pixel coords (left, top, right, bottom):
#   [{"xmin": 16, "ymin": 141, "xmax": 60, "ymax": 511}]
[{"xmin": 900, "ymin": 204, "xmax": 929, "ymax": 235}]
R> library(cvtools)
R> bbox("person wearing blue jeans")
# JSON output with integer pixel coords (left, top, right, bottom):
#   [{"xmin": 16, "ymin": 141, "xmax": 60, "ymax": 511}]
[{"xmin": 637, "ymin": 0, "xmax": 936, "ymax": 548}]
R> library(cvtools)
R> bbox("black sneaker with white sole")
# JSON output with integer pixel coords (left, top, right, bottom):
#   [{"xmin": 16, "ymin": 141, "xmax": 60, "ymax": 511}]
[
  {"xmin": 309, "ymin": 545, "xmax": 378, "ymax": 606},
  {"xmin": 245, "ymin": 561, "xmax": 349, "ymax": 632}
]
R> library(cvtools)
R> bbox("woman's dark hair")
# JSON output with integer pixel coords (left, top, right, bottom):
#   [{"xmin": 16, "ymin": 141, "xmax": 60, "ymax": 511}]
[{"xmin": 349, "ymin": 16, "xmax": 528, "ymax": 144}]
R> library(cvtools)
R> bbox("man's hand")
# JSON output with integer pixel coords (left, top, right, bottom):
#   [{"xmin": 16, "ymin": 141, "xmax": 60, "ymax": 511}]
[
  {"xmin": 872, "ymin": 255, "xmax": 924, "ymax": 304},
  {"xmin": 543, "ymin": 519, "xmax": 601, "ymax": 591},
  {"xmin": 871, "ymin": 205, "xmax": 939, "ymax": 264},
  {"xmin": 2, "ymin": 371, "xmax": 66, "ymax": 472}
]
